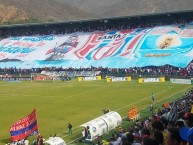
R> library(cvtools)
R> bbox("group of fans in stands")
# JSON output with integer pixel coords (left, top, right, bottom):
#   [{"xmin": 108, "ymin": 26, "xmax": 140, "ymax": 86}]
[
  {"xmin": 95, "ymin": 89, "xmax": 193, "ymax": 145},
  {"xmin": 0, "ymin": 64, "xmax": 193, "ymax": 78}
]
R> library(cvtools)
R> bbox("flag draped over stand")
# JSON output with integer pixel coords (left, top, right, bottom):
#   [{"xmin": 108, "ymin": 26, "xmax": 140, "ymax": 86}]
[{"xmin": 10, "ymin": 109, "xmax": 38, "ymax": 141}]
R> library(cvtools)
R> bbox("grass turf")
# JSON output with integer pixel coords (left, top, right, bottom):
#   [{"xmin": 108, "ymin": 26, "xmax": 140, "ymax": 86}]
[{"xmin": 0, "ymin": 79, "xmax": 191, "ymax": 144}]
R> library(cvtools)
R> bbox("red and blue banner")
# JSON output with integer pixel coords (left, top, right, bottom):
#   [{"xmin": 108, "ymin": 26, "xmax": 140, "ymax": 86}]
[{"xmin": 10, "ymin": 109, "xmax": 38, "ymax": 141}]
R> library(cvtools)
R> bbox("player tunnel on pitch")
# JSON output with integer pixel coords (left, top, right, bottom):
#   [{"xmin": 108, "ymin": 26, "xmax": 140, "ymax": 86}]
[{"xmin": 80, "ymin": 111, "xmax": 122, "ymax": 141}]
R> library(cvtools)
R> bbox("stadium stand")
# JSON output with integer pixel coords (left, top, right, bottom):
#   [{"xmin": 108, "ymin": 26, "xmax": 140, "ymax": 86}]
[
  {"xmin": 0, "ymin": 11, "xmax": 193, "ymax": 69},
  {"xmin": 0, "ymin": 65, "xmax": 193, "ymax": 80},
  {"xmin": 0, "ymin": 11, "xmax": 193, "ymax": 37},
  {"xmin": 2, "ymin": 10, "xmax": 193, "ymax": 145}
]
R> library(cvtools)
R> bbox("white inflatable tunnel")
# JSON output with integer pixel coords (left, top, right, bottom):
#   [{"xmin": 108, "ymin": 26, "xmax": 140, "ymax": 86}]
[
  {"xmin": 45, "ymin": 137, "xmax": 66, "ymax": 145},
  {"xmin": 80, "ymin": 111, "xmax": 122, "ymax": 141}
]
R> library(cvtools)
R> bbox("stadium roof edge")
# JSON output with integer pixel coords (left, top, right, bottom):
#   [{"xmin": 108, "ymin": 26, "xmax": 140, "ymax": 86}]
[{"xmin": 0, "ymin": 9, "xmax": 193, "ymax": 28}]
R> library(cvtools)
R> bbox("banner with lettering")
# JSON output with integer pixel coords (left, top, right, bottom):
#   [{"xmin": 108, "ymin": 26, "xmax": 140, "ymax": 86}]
[
  {"xmin": 138, "ymin": 77, "xmax": 165, "ymax": 83},
  {"xmin": 0, "ymin": 22, "xmax": 193, "ymax": 68},
  {"xmin": 106, "ymin": 76, "xmax": 131, "ymax": 82},
  {"xmin": 10, "ymin": 109, "xmax": 38, "ymax": 141},
  {"xmin": 78, "ymin": 76, "xmax": 102, "ymax": 81}
]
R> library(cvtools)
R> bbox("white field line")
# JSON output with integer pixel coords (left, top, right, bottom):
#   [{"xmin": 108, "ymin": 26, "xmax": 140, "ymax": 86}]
[
  {"xmin": 0, "ymin": 83, "xmax": 111, "ymax": 98},
  {"xmin": 65, "ymin": 88, "xmax": 174, "ymax": 129},
  {"xmin": 43, "ymin": 84, "xmax": 172, "ymax": 99},
  {"xmin": 62, "ymin": 86, "xmax": 190, "ymax": 144},
  {"xmin": 115, "ymin": 86, "xmax": 173, "ymax": 111},
  {"xmin": 0, "ymin": 94, "xmax": 38, "ymax": 97},
  {"xmin": 122, "ymin": 87, "xmax": 188, "ymax": 119},
  {"xmin": 0, "ymin": 82, "xmax": 188, "ymax": 144},
  {"xmin": 47, "ymin": 84, "xmax": 112, "ymax": 99},
  {"xmin": 58, "ymin": 86, "xmax": 173, "ymax": 136}
]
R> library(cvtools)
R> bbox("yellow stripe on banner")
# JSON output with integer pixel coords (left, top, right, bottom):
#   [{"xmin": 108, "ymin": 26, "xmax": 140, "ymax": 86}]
[
  {"xmin": 138, "ymin": 78, "xmax": 144, "ymax": 83},
  {"xmin": 126, "ymin": 77, "xmax": 131, "ymax": 81},
  {"xmin": 77, "ymin": 77, "xmax": 83, "ymax": 81},
  {"xmin": 96, "ymin": 76, "xmax": 102, "ymax": 80},
  {"xmin": 159, "ymin": 77, "xmax": 165, "ymax": 82},
  {"xmin": 106, "ymin": 78, "xmax": 111, "ymax": 82}
]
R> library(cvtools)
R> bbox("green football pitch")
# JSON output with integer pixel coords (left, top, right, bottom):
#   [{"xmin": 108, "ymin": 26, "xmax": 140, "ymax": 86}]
[{"xmin": 0, "ymin": 79, "xmax": 192, "ymax": 144}]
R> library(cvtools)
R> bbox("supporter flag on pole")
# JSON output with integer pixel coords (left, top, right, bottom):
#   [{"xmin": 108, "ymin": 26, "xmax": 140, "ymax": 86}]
[{"xmin": 10, "ymin": 109, "xmax": 38, "ymax": 141}]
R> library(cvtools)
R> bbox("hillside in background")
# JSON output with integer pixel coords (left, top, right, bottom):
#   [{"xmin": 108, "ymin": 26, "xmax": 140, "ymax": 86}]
[
  {"xmin": 58, "ymin": 0, "xmax": 193, "ymax": 17},
  {"xmin": 0, "ymin": 0, "xmax": 193, "ymax": 24},
  {"xmin": 0, "ymin": 0, "xmax": 95, "ymax": 24}
]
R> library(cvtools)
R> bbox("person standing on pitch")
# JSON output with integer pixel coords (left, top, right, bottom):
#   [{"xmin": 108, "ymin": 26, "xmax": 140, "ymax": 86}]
[
  {"xmin": 68, "ymin": 123, "xmax": 72, "ymax": 135},
  {"xmin": 152, "ymin": 93, "xmax": 155, "ymax": 102},
  {"xmin": 149, "ymin": 102, "xmax": 153, "ymax": 114}
]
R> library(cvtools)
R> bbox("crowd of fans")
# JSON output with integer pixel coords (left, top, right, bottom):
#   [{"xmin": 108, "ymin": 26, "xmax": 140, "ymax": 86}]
[
  {"xmin": 95, "ymin": 89, "xmax": 193, "ymax": 145},
  {"xmin": 6, "ymin": 134, "xmax": 46, "ymax": 145},
  {"xmin": 0, "ymin": 63, "xmax": 193, "ymax": 78}
]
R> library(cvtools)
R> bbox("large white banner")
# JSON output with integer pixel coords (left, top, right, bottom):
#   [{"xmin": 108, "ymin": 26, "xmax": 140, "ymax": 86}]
[
  {"xmin": 1, "ymin": 22, "xmax": 193, "ymax": 68},
  {"xmin": 170, "ymin": 78, "xmax": 192, "ymax": 84}
]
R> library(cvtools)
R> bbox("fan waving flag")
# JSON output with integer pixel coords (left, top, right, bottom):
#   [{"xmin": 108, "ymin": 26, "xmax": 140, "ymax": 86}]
[{"xmin": 10, "ymin": 109, "xmax": 38, "ymax": 141}]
